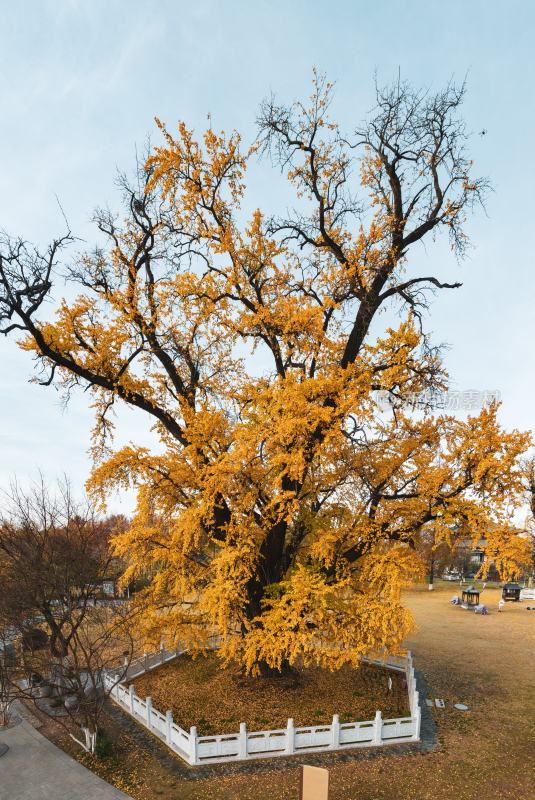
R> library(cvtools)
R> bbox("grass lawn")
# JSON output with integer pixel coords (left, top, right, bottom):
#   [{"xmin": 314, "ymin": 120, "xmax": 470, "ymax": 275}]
[
  {"xmin": 40, "ymin": 583, "xmax": 535, "ymax": 799},
  {"xmin": 132, "ymin": 652, "xmax": 408, "ymax": 734}
]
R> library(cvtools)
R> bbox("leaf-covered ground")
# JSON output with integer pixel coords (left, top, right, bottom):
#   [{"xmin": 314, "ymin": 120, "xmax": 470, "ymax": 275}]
[
  {"xmin": 133, "ymin": 653, "xmax": 408, "ymax": 734},
  {"xmin": 38, "ymin": 584, "xmax": 535, "ymax": 799}
]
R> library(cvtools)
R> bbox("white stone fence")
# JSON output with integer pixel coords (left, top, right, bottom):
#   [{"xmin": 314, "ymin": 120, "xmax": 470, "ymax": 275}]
[{"xmin": 103, "ymin": 647, "xmax": 421, "ymax": 765}]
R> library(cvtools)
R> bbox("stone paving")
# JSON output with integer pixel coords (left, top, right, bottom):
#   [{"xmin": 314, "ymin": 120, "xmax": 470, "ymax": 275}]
[{"xmin": 0, "ymin": 713, "xmax": 132, "ymax": 800}]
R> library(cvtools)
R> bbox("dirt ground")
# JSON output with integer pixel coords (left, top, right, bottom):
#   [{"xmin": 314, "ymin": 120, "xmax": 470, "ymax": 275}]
[
  {"xmin": 133, "ymin": 652, "xmax": 408, "ymax": 734},
  {"xmin": 37, "ymin": 584, "xmax": 535, "ymax": 799}
]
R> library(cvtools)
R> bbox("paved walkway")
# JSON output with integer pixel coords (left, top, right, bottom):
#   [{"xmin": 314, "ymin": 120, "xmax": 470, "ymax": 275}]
[{"xmin": 0, "ymin": 717, "xmax": 132, "ymax": 800}]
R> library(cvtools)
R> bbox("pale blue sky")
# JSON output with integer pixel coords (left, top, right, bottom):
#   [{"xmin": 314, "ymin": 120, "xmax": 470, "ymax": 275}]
[{"xmin": 1, "ymin": 0, "xmax": 534, "ymax": 509}]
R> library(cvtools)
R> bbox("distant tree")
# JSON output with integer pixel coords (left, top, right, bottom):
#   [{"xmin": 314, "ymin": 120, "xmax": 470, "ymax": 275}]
[
  {"xmin": 0, "ymin": 481, "xmax": 134, "ymax": 752},
  {"xmin": 0, "ymin": 480, "xmax": 113, "ymax": 658},
  {"xmin": 415, "ymin": 526, "xmax": 453, "ymax": 589},
  {"xmin": 0, "ymin": 629, "xmax": 17, "ymax": 726},
  {"xmin": 15, "ymin": 600, "xmax": 134, "ymax": 754},
  {"xmin": 524, "ymin": 458, "xmax": 535, "ymax": 518},
  {"xmin": 0, "ymin": 75, "xmax": 531, "ymax": 676},
  {"xmin": 521, "ymin": 458, "xmax": 535, "ymax": 578}
]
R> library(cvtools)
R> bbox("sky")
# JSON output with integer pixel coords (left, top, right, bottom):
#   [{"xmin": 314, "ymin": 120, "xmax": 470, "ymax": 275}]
[{"xmin": 0, "ymin": 0, "xmax": 534, "ymax": 512}]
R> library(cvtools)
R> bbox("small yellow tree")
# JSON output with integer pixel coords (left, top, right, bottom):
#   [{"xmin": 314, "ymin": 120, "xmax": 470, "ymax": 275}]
[{"xmin": 0, "ymin": 76, "xmax": 531, "ymax": 675}]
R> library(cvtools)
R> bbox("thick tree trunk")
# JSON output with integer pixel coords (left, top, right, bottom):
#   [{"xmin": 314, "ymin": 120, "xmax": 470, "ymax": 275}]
[
  {"xmin": 243, "ymin": 519, "xmax": 288, "ymax": 620},
  {"xmin": 256, "ymin": 659, "xmax": 296, "ymax": 680}
]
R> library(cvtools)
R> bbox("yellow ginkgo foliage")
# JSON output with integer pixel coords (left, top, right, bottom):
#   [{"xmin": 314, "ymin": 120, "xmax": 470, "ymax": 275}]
[{"xmin": 0, "ymin": 75, "xmax": 531, "ymax": 675}]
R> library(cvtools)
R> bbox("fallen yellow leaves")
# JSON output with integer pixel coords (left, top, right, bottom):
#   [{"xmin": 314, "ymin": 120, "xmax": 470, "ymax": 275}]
[{"xmin": 133, "ymin": 652, "xmax": 408, "ymax": 734}]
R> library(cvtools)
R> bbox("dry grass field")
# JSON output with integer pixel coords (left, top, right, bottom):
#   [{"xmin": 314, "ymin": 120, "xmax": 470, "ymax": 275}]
[{"xmin": 43, "ymin": 584, "xmax": 535, "ymax": 799}]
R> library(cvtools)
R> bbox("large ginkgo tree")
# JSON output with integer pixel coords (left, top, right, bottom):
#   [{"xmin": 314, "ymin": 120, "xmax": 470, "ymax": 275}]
[{"xmin": 0, "ymin": 76, "xmax": 530, "ymax": 675}]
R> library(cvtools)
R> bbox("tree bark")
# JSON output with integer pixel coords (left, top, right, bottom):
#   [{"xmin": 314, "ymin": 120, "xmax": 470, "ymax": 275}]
[{"xmin": 256, "ymin": 659, "xmax": 297, "ymax": 681}]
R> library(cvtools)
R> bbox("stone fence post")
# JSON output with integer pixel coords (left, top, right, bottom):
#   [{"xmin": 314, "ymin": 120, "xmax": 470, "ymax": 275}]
[
  {"xmin": 412, "ymin": 704, "xmax": 421, "ymax": 741},
  {"xmin": 166, "ymin": 710, "xmax": 173, "ymax": 745},
  {"xmin": 189, "ymin": 726, "xmax": 198, "ymax": 765},
  {"xmin": 412, "ymin": 688, "xmax": 420, "ymax": 718},
  {"xmin": 331, "ymin": 714, "xmax": 340, "ymax": 748},
  {"xmin": 238, "ymin": 722, "xmax": 248, "ymax": 759},
  {"xmin": 285, "ymin": 718, "xmax": 295, "ymax": 755},
  {"xmin": 373, "ymin": 710, "xmax": 382, "ymax": 745}
]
